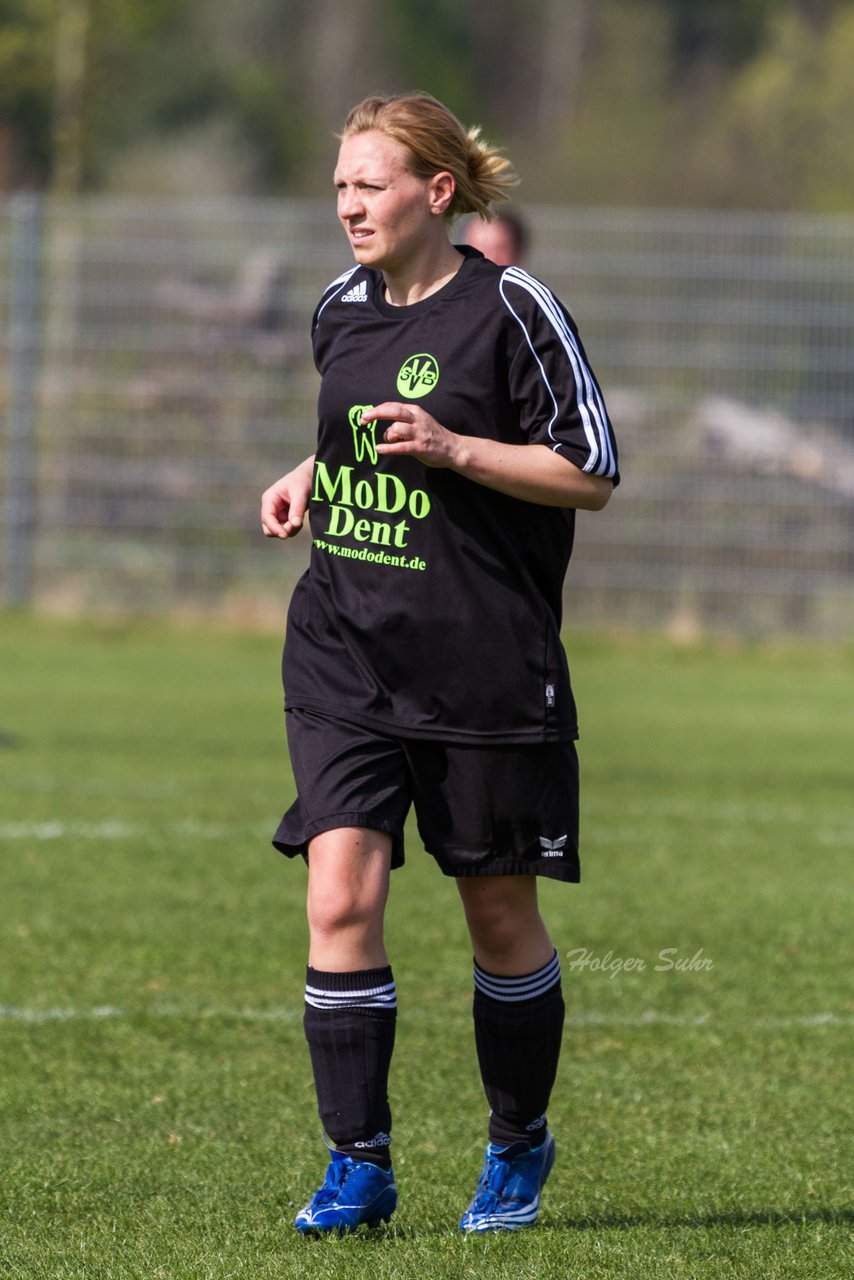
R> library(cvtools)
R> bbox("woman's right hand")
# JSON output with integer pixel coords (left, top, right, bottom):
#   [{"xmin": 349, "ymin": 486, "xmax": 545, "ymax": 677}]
[{"xmin": 260, "ymin": 454, "xmax": 315, "ymax": 539}]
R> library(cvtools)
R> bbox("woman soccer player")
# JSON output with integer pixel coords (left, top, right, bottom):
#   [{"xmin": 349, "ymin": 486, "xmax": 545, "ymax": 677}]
[{"xmin": 260, "ymin": 91, "xmax": 618, "ymax": 1235}]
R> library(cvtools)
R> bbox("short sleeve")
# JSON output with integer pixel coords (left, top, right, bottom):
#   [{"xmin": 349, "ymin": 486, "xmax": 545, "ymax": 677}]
[
  {"xmin": 311, "ymin": 266, "xmax": 362, "ymax": 369},
  {"xmin": 500, "ymin": 268, "xmax": 619, "ymax": 484}
]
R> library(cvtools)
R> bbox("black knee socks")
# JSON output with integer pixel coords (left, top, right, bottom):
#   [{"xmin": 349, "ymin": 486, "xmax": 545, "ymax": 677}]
[
  {"xmin": 472, "ymin": 950, "xmax": 565, "ymax": 1148},
  {"xmin": 302, "ymin": 965, "xmax": 397, "ymax": 1167},
  {"xmin": 302, "ymin": 954, "xmax": 563, "ymax": 1161}
]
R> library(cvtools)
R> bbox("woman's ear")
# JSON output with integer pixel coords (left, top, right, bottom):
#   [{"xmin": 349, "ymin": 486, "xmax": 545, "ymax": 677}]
[{"xmin": 429, "ymin": 170, "xmax": 455, "ymax": 216}]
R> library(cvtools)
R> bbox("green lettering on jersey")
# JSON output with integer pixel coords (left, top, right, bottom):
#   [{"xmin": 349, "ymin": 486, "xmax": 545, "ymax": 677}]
[
  {"xmin": 396, "ymin": 353, "xmax": 440, "ymax": 399},
  {"xmin": 313, "ymin": 461, "xmax": 353, "ymax": 506},
  {"xmin": 348, "ymin": 404, "xmax": 379, "ymax": 464}
]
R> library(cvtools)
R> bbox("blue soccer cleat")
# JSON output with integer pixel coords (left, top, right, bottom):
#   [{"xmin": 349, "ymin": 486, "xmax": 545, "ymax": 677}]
[
  {"xmin": 294, "ymin": 1147, "xmax": 397, "ymax": 1235},
  {"xmin": 459, "ymin": 1132, "xmax": 556, "ymax": 1233}
]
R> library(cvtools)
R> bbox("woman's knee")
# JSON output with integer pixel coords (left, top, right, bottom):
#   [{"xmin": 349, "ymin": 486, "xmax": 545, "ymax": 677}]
[
  {"xmin": 457, "ymin": 876, "xmax": 553, "ymax": 972},
  {"xmin": 306, "ymin": 827, "xmax": 392, "ymax": 942},
  {"xmin": 458, "ymin": 877, "xmax": 536, "ymax": 942},
  {"xmin": 307, "ymin": 879, "xmax": 385, "ymax": 940}
]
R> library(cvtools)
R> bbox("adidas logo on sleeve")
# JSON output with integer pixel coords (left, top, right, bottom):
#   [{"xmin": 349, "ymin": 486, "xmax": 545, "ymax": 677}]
[{"xmin": 341, "ymin": 280, "xmax": 368, "ymax": 303}]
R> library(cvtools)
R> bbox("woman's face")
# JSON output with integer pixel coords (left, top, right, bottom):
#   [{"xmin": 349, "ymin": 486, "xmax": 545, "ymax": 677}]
[{"xmin": 334, "ymin": 130, "xmax": 448, "ymax": 274}]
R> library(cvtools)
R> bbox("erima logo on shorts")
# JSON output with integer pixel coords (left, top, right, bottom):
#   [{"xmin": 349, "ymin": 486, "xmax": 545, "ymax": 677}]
[
  {"xmin": 397, "ymin": 353, "xmax": 439, "ymax": 399},
  {"xmin": 539, "ymin": 835, "xmax": 567, "ymax": 858}
]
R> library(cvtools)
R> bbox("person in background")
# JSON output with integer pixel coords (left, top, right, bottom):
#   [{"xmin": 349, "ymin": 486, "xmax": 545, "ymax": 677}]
[
  {"xmin": 261, "ymin": 91, "xmax": 618, "ymax": 1237},
  {"xmin": 461, "ymin": 206, "xmax": 529, "ymax": 266}
]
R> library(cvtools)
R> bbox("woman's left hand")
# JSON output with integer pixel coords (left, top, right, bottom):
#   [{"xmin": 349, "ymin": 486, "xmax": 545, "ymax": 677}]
[{"xmin": 365, "ymin": 403, "xmax": 461, "ymax": 470}]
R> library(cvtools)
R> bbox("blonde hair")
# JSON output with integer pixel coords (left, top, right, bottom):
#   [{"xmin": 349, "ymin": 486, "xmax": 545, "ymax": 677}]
[{"xmin": 340, "ymin": 92, "xmax": 518, "ymax": 221}]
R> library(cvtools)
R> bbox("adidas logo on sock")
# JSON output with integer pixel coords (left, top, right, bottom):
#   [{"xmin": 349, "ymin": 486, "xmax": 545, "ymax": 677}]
[
  {"xmin": 342, "ymin": 280, "xmax": 368, "ymax": 303},
  {"xmin": 354, "ymin": 1131, "xmax": 391, "ymax": 1149}
]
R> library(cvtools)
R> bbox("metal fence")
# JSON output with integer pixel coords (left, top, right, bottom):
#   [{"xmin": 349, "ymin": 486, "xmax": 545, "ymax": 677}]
[{"xmin": 1, "ymin": 195, "xmax": 853, "ymax": 636}]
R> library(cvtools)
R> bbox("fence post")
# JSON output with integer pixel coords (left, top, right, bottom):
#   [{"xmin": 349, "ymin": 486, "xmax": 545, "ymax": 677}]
[{"xmin": 4, "ymin": 193, "xmax": 44, "ymax": 607}]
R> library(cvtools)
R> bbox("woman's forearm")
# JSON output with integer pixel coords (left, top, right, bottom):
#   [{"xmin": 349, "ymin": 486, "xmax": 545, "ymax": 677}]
[{"xmin": 448, "ymin": 436, "xmax": 613, "ymax": 511}]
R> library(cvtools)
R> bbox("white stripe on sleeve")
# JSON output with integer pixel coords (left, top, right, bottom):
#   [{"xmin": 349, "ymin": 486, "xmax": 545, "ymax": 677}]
[{"xmin": 500, "ymin": 267, "xmax": 616, "ymax": 478}]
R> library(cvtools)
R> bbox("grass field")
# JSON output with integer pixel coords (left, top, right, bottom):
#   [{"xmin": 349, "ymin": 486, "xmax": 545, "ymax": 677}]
[{"xmin": 1, "ymin": 612, "xmax": 851, "ymax": 1279}]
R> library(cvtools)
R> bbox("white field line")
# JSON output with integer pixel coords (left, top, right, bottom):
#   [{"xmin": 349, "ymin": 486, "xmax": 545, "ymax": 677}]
[
  {"xmin": 0, "ymin": 820, "xmax": 272, "ymax": 841},
  {"xmin": 3, "ymin": 819, "xmax": 852, "ymax": 850},
  {"xmin": 3, "ymin": 774, "xmax": 186, "ymax": 798},
  {"xmin": 0, "ymin": 1004, "xmax": 850, "ymax": 1029},
  {"xmin": 1, "ymin": 821, "xmax": 142, "ymax": 840}
]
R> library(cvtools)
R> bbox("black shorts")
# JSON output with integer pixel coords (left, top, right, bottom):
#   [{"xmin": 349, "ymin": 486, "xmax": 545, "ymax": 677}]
[{"xmin": 272, "ymin": 709, "xmax": 580, "ymax": 882}]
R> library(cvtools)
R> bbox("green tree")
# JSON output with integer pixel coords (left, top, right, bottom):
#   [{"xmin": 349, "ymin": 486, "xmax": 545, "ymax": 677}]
[
  {"xmin": 0, "ymin": 0, "xmax": 56, "ymax": 186},
  {"xmin": 717, "ymin": 4, "xmax": 854, "ymax": 210},
  {"xmin": 542, "ymin": 0, "xmax": 674, "ymax": 205},
  {"xmin": 4, "ymin": 0, "xmax": 854, "ymax": 208}
]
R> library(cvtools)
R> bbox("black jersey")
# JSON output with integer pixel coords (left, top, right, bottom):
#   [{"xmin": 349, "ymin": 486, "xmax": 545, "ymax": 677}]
[{"xmin": 283, "ymin": 246, "xmax": 618, "ymax": 744}]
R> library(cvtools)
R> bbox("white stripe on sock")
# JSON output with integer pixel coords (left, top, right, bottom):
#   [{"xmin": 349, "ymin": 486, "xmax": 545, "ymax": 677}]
[
  {"xmin": 304, "ymin": 980, "xmax": 397, "ymax": 1011},
  {"xmin": 474, "ymin": 952, "xmax": 561, "ymax": 1004}
]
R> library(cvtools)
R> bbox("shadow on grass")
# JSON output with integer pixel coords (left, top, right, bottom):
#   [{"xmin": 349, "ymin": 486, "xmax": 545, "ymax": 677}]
[
  {"xmin": 549, "ymin": 1206, "xmax": 853, "ymax": 1232},
  {"xmin": 359, "ymin": 1206, "xmax": 853, "ymax": 1242}
]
